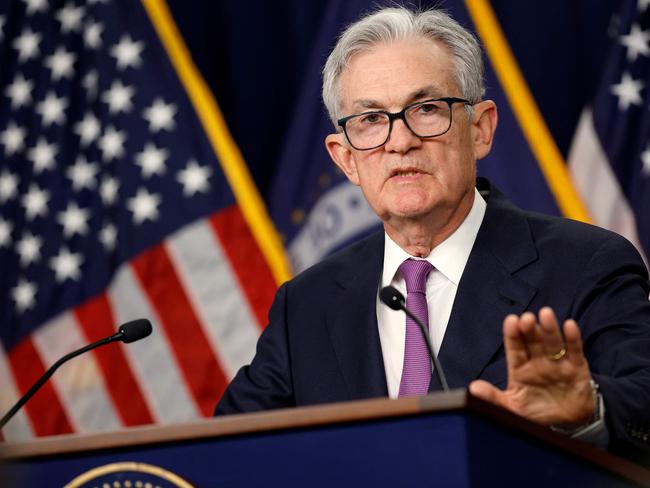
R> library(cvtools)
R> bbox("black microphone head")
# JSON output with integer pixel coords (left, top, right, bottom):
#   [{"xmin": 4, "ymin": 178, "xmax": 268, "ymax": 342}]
[
  {"xmin": 379, "ymin": 286, "xmax": 405, "ymax": 311},
  {"xmin": 119, "ymin": 319, "xmax": 152, "ymax": 343}
]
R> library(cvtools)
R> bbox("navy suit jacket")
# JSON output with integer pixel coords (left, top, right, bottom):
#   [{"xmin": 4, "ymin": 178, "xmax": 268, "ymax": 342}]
[{"xmin": 216, "ymin": 178, "xmax": 650, "ymax": 458}]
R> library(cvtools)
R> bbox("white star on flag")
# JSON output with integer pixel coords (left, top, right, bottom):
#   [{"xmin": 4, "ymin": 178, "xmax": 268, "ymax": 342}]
[
  {"xmin": 177, "ymin": 159, "xmax": 212, "ymax": 196},
  {"xmin": 99, "ymin": 125, "xmax": 127, "ymax": 161},
  {"xmin": 11, "ymin": 278, "xmax": 37, "ymax": 313},
  {"xmin": 101, "ymin": 80, "xmax": 135, "ymax": 114},
  {"xmin": 27, "ymin": 137, "xmax": 58, "ymax": 174},
  {"xmin": 56, "ymin": 2, "xmax": 85, "ymax": 34},
  {"xmin": 143, "ymin": 98, "xmax": 177, "ymax": 132},
  {"xmin": 84, "ymin": 21, "xmax": 103, "ymax": 50},
  {"xmin": 135, "ymin": 143, "xmax": 168, "ymax": 178},
  {"xmin": 0, "ymin": 217, "xmax": 12, "ymax": 248},
  {"xmin": 100, "ymin": 176, "xmax": 119, "ymax": 205},
  {"xmin": 5, "ymin": 74, "xmax": 34, "ymax": 109},
  {"xmin": 22, "ymin": 184, "xmax": 50, "ymax": 220},
  {"xmin": 44, "ymin": 46, "xmax": 76, "ymax": 81},
  {"xmin": 22, "ymin": 0, "xmax": 48, "ymax": 15},
  {"xmin": 57, "ymin": 202, "xmax": 90, "ymax": 237},
  {"xmin": 0, "ymin": 170, "xmax": 19, "ymax": 203},
  {"xmin": 13, "ymin": 28, "xmax": 41, "ymax": 62},
  {"xmin": 36, "ymin": 91, "xmax": 68, "ymax": 127},
  {"xmin": 0, "ymin": 122, "xmax": 27, "ymax": 156},
  {"xmin": 619, "ymin": 23, "xmax": 650, "ymax": 61},
  {"xmin": 82, "ymin": 70, "xmax": 98, "ymax": 100},
  {"xmin": 50, "ymin": 247, "xmax": 83, "ymax": 282},
  {"xmin": 611, "ymin": 71, "xmax": 644, "ymax": 110},
  {"xmin": 66, "ymin": 156, "xmax": 98, "ymax": 191},
  {"xmin": 127, "ymin": 188, "xmax": 161, "ymax": 224},
  {"xmin": 110, "ymin": 35, "xmax": 144, "ymax": 70},
  {"xmin": 99, "ymin": 223, "xmax": 117, "ymax": 250},
  {"xmin": 16, "ymin": 232, "xmax": 42, "ymax": 267},
  {"xmin": 74, "ymin": 112, "xmax": 101, "ymax": 147},
  {"xmin": 639, "ymin": 0, "xmax": 650, "ymax": 13}
]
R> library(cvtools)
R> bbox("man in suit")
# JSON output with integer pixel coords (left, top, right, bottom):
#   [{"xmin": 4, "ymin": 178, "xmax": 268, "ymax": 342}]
[{"xmin": 216, "ymin": 7, "xmax": 650, "ymax": 458}]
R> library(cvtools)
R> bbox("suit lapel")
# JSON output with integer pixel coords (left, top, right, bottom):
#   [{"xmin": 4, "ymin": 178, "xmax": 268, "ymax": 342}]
[
  {"xmin": 435, "ymin": 181, "xmax": 539, "ymax": 389},
  {"xmin": 327, "ymin": 233, "xmax": 388, "ymax": 399}
]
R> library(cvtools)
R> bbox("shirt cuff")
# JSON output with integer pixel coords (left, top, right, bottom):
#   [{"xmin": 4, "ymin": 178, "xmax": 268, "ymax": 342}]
[{"xmin": 550, "ymin": 381, "xmax": 609, "ymax": 448}]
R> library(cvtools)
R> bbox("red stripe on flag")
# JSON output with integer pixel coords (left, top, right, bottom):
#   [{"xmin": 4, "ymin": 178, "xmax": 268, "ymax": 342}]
[
  {"xmin": 7, "ymin": 338, "xmax": 73, "ymax": 436},
  {"xmin": 131, "ymin": 243, "xmax": 227, "ymax": 416},
  {"xmin": 210, "ymin": 206, "xmax": 277, "ymax": 328},
  {"xmin": 74, "ymin": 294, "xmax": 155, "ymax": 427}
]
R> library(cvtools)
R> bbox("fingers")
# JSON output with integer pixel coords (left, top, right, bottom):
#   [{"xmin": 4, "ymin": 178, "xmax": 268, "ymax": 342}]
[
  {"xmin": 515, "ymin": 311, "xmax": 544, "ymax": 359},
  {"xmin": 469, "ymin": 380, "xmax": 507, "ymax": 409},
  {"xmin": 563, "ymin": 319, "xmax": 586, "ymax": 367},
  {"xmin": 502, "ymin": 314, "xmax": 528, "ymax": 369},
  {"xmin": 503, "ymin": 311, "xmax": 552, "ymax": 372},
  {"xmin": 505, "ymin": 307, "xmax": 585, "ymax": 367},
  {"xmin": 538, "ymin": 307, "xmax": 566, "ymax": 359}
]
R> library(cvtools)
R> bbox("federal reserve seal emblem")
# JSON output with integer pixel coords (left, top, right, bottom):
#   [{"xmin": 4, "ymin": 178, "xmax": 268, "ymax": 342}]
[{"xmin": 65, "ymin": 462, "xmax": 194, "ymax": 488}]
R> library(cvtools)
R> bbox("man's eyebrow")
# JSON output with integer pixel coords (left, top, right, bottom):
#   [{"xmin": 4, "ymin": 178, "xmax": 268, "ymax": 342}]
[
  {"xmin": 351, "ymin": 99, "xmax": 383, "ymax": 111},
  {"xmin": 350, "ymin": 86, "xmax": 445, "ymax": 112},
  {"xmin": 405, "ymin": 86, "xmax": 444, "ymax": 103}
]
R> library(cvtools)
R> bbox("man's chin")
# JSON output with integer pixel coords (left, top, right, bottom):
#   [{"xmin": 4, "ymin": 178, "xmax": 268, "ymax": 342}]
[{"xmin": 386, "ymin": 205, "xmax": 436, "ymax": 221}]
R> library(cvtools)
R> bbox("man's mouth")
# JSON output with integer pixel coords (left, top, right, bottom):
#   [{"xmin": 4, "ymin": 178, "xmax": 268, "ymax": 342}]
[{"xmin": 390, "ymin": 167, "xmax": 425, "ymax": 177}]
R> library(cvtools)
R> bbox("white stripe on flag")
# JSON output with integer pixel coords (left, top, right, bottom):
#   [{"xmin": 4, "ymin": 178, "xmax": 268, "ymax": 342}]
[
  {"xmin": 568, "ymin": 108, "xmax": 648, "ymax": 266},
  {"xmin": 166, "ymin": 219, "xmax": 260, "ymax": 379},
  {"xmin": 31, "ymin": 312, "xmax": 121, "ymax": 434},
  {"xmin": 109, "ymin": 265, "xmax": 200, "ymax": 423},
  {"xmin": 0, "ymin": 343, "xmax": 34, "ymax": 441}
]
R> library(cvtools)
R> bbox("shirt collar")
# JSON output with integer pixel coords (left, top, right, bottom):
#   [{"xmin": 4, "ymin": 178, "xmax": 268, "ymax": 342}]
[{"xmin": 382, "ymin": 187, "xmax": 486, "ymax": 287}]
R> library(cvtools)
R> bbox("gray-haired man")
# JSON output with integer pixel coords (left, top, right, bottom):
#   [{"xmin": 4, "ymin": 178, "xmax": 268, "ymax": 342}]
[{"xmin": 216, "ymin": 6, "xmax": 650, "ymax": 460}]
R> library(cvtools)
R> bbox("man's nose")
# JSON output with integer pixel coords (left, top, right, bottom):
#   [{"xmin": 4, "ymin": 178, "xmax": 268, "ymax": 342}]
[{"xmin": 383, "ymin": 118, "xmax": 421, "ymax": 153}]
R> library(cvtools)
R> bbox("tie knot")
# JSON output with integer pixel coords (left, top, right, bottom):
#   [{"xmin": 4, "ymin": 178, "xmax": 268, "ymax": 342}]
[{"xmin": 399, "ymin": 258, "xmax": 433, "ymax": 294}]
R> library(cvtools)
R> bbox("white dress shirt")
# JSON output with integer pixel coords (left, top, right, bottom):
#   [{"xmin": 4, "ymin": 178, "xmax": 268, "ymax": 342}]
[{"xmin": 376, "ymin": 188, "xmax": 486, "ymax": 398}]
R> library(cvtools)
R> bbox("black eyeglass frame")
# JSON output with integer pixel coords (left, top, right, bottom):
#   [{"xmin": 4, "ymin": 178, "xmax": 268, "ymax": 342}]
[{"xmin": 337, "ymin": 96, "xmax": 472, "ymax": 151}]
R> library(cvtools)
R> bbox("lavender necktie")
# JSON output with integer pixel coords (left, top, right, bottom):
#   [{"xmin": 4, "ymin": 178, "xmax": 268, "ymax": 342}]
[{"xmin": 398, "ymin": 258, "xmax": 433, "ymax": 397}]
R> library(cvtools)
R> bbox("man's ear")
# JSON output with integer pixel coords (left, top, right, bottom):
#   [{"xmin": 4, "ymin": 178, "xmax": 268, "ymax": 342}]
[
  {"xmin": 471, "ymin": 100, "xmax": 498, "ymax": 160},
  {"xmin": 325, "ymin": 133, "xmax": 360, "ymax": 185}
]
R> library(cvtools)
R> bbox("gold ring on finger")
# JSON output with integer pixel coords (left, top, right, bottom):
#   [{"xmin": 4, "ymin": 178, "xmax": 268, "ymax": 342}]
[{"xmin": 547, "ymin": 347, "xmax": 566, "ymax": 361}]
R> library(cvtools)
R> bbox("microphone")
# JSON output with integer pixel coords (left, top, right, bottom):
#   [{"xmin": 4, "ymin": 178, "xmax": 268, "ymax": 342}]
[
  {"xmin": 0, "ymin": 319, "xmax": 152, "ymax": 429},
  {"xmin": 379, "ymin": 286, "xmax": 449, "ymax": 392}
]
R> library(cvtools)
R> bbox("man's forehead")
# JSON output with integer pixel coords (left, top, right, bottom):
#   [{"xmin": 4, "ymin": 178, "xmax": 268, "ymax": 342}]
[{"xmin": 338, "ymin": 38, "xmax": 457, "ymax": 111}]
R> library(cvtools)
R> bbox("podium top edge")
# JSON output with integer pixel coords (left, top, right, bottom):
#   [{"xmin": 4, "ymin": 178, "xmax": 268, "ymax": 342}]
[{"xmin": 1, "ymin": 390, "xmax": 468, "ymax": 458}]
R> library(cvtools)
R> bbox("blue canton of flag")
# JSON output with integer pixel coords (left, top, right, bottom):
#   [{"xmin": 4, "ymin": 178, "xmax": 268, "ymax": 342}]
[
  {"xmin": 0, "ymin": 0, "xmax": 269, "ymax": 441},
  {"xmin": 0, "ymin": 0, "xmax": 222, "ymax": 349}
]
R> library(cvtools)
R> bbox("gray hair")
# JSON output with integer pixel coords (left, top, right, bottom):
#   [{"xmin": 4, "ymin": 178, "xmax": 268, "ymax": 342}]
[{"xmin": 322, "ymin": 6, "xmax": 485, "ymax": 126}]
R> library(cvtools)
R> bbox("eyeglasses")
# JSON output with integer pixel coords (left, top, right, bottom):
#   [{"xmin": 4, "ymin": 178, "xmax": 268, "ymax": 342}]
[{"xmin": 337, "ymin": 97, "xmax": 472, "ymax": 151}]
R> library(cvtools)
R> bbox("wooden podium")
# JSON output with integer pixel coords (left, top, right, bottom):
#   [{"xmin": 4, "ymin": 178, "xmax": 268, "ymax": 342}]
[{"xmin": 2, "ymin": 390, "xmax": 649, "ymax": 487}]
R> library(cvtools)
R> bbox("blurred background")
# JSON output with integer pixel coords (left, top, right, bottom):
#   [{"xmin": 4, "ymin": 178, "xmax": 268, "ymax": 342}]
[
  {"xmin": 170, "ymin": 0, "xmax": 612, "ymax": 209},
  {"xmin": 1, "ymin": 0, "xmax": 647, "ymax": 442}
]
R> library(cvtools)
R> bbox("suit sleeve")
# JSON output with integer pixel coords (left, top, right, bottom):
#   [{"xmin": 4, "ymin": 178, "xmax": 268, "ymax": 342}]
[
  {"xmin": 214, "ymin": 283, "xmax": 295, "ymax": 415},
  {"xmin": 573, "ymin": 234, "xmax": 650, "ymax": 462}
]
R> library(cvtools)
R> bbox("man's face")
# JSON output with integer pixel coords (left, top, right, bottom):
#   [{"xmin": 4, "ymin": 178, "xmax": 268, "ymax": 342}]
[{"xmin": 326, "ymin": 38, "xmax": 495, "ymax": 227}]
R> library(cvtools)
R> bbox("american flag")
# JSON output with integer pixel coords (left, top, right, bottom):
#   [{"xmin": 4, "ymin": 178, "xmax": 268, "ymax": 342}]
[
  {"xmin": 0, "ymin": 0, "xmax": 280, "ymax": 441},
  {"xmin": 568, "ymin": 0, "xmax": 650, "ymax": 263}
]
